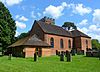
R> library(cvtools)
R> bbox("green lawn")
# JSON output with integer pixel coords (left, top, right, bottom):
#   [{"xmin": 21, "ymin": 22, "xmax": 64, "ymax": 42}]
[{"xmin": 0, "ymin": 55, "xmax": 100, "ymax": 72}]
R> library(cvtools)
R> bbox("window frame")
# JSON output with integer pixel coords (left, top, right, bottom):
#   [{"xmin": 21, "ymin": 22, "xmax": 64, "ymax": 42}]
[
  {"xmin": 68, "ymin": 39, "xmax": 71, "ymax": 48},
  {"xmin": 60, "ymin": 39, "xmax": 64, "ymax": 48},
  {"xmin": 50, "ymin": 37, "xmax": 54, "ymax": 48}
]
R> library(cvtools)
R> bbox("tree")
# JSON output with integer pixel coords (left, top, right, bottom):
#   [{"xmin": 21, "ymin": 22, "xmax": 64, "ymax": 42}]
[
  {"xmin": 16, "ymin": 32, "xmax": 28, "ymax": 40},
  {"xmin": 92, "ymin": 39, "xmax": 100, "ymax": 49},
  {"xmin": 0, "ymin": 2, "xmax": 16, "ymax": 51},
  {"xmin": 62, "ymin": 22, "xmax": 77, "ymax": 30}
]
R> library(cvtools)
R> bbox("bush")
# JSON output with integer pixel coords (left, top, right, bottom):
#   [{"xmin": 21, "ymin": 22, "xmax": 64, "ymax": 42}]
[{"xmin": 0, "ymin": 47, "xmax": 2, "ymax": 52}]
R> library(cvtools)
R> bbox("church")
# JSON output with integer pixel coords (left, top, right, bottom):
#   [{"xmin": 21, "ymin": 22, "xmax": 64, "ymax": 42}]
[{"xmin": 9, "ymin": 17, "xmax": 92, "ymax": 57}]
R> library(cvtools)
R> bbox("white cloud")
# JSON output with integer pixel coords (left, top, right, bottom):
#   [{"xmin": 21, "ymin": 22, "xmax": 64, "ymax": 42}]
[
  {"xmin": 71, "ymin": 4, "xmax": 92, "ymax": 15},
  {"xmin": 1, "ymin": 0, "xmax": 23, "ymax": 6},
  {"xmin": 15, "ymin": 31, "xmax": 20, "ymax": 37},
  {"xmin": 37, "ymin": 12, "xmax": 41, "ymax": 17},
  {"xmin": 88, "ymin": 33, "xmax": 100, "ymax": 42},
  {"xmin": 15, "ymin": 15, "xmax": 28, "ymax": 21},
  {"xmin": 89, "ymin": 25, "xmax": 100, "ymax": 33},
  {"xmin": 89, "ymin": 25, "xmax": 97, "ymax": 31},
  {"xmin": 15, "ymin": 21, "xmax": 26, "ymax": 29},
  {"xmin": 78, "ymin": 24, "xmax": 100, "ymax": 42},
  {"xmin": 93, "ymin": 9, "xmax": 100, "ymax": 25},
  {"xmin": 43, "ymin": 2, "xmax": 67, "ymax": 19},
  {"xmin": 0, "ymin": 0, "xmax": 6, "ymax": 3},
  {"xmin": 95, "ymin": 35, "xmax": 100, "ymax": 42},
  {"xmin": 21, "ymin": 6, "xmax": 26, "ymax": 10},
  {"xmin": 77, "ymin": 27, "xmax": 89, "ymax": 34},
  {"xmin": 79, "ymin": 19, "xmax": 88, "ymax": 25},
  {"xmin": 31, "ymin": 11, "xmax": 36, "ymax": 18},
  {"xmin": 19, "ymin": 16, "xmax": 28, "ymax": 21},
  {"xmin": 15, "ymin": 15, "xmax": 20, "ymax": 19}
]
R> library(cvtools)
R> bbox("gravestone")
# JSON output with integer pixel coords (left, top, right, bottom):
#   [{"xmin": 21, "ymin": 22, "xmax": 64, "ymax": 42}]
[
  {"xmin": 56, "ymin": 50, "xmax": 58, "ymax": 55},
  {"xmin": 65, "ymin": 50, "xmax": 69, "ymax": 57},
  {"xmin": 8, "ymin": 54, "xmax": 12, "ymax": 60},
  {"xmin": 8, "ymin": 48, "xmax": 12, "ymax": 60},
  {"xmin": 58, "ymin": 52, "xmax": 60, "ymax": 56},
  {"xmin": 60, "ymin": 51, "xmax": 64, "ymax": 61},
  {"xmin": 71, "ymin": 49, "xmax": 76, "ymax": 56},
  {"xmin": 67, "ymin": 51, "xmax": 72, "ymax": 62},
  {"xmin": 98, "ymin": 50, "xmax": 100, "ymax": 60},
  {"xmin": 34, "ymin": 53, "xmax": 37, "ymax": 61}
]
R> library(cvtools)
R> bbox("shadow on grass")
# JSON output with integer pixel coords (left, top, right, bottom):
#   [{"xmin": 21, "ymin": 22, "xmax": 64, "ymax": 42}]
[
  {"xmin": 0, "ymin": 55, "xmax": 3, "ymax": 57},
  {"xmin": 83, "ymin": 55, "xmax": 99, "ymax": 58}
]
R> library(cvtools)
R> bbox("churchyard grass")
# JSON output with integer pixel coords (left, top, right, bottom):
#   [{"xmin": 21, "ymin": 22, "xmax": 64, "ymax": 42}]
[{"xmin": 0, "ymin": 55, "xmax": 100, "ymax": 72}]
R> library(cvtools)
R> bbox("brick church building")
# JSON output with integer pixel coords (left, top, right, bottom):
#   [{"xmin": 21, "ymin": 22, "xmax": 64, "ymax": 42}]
[{"xmin": 9, "ymin": 17, "xmax": 92, "ymax": 57}]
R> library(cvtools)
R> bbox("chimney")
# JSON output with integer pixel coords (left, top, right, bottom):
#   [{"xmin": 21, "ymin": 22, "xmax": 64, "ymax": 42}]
[{"xmin": 39, "ymin": 16, "xmax": 55, "ymax": 24}]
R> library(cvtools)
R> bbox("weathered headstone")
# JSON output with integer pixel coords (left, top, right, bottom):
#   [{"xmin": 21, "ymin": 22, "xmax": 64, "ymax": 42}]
[
  {"xmin": 67, "ymin": 51, "xmax": 72, "ymax": 62},
  {"xmin": 58, "ymin": 52, "xmax": 60, "ymax": 56},
  {"xmin": 8, "ymin": 54, "xmax": 12, "ymax": 60},
  {"xmin": 65, "ymin": 50, "xmax": 68, "ymax": 57},
  {"xmin": 60, "ymin": 51, "xmax": 64, "ymax": 61},
  {"xmin": 86, "ymin": 48, "xmax": 89, "ymax": 51},
  {"xmin": 8, "ymin": 48, "xmax": 12, "ymax": 60},
  {"xmin": 98, "ymin": 50, "xmax": 100, "ymax": 60},
  {"xmin": 56, "ymin": 50, "xmax": 58, "ymax": 55},
  {"xmin": 34, "ymin": 53, "xmax": 37, "ymax": 61},
  {"xmin": 71, "ymin": 49, "xmax": 75, "ymax": 56}
]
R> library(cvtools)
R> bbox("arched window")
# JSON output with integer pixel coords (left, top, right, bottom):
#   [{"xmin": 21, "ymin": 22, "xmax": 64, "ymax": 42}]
[
  {"xmin": 50, "ymin": 38, "xmax": 54, "ymax": 48},
  {"xmin": 86, "ymin": 40, "xmax": 88, "ymax": 48},
  {"xmin": 68, "ymin": 40, "xmax": 71, "ymax": 48},
  {"xmin": 60, "ymin": 39, "xmax": 64, "ymax": 48}
]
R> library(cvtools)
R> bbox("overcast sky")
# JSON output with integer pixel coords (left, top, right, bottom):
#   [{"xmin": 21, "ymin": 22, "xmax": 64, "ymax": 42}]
[{"xmin": 1, "ymin": 0, "xmax": 100, "ymax": 42}]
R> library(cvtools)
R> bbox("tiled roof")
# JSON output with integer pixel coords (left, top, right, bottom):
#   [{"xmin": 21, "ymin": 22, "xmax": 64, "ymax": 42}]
[
  {"xmin": 71, "ymin": 30, "xmax": 91, "ymax": 38},
  {"xmin": 37, "ymin": 21, "xmax": 72, "ymax": 37},
  {"xmin": 9, "ymin": 34, "xmax": 51, "ymax": 48}
]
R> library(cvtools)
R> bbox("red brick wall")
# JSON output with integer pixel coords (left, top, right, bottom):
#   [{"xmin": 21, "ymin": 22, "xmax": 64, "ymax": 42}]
[
  {"xmin": 73, "ymin": 37, "xmax": 81, "ymax": 51},
  {"xmin": 44, "ymin": 34, "xmax": 73, "ymax": 55},
  {"xmin": 73, "ymin": 37, "xmax": 92, "ymax": 52},
  {"xmin": 24, "ymin": 47, "xmax": 51, "ymax": 57},
  {"xmin": 80, "ymin": 37, "xmax": 92, "ymax": 52},
  {"xmin": 24, "ymin": 47, "xmax": 35, "ymax": 57},
  {"xmin": 42, "ymin": 48, "xmax": 51, "ymax": 56}
]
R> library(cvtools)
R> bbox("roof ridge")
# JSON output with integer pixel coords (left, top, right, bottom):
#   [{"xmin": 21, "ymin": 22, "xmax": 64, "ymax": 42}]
[
  {"xmin": 71, "ymin": 29, "xmax": 91, "ymax": 38},
  {"xmin": 37, "ymin": 21, "xmax": 72, "ymax": 37}
]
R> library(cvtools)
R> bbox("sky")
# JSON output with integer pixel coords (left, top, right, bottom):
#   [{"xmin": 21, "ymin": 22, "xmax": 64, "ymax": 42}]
[{"xmin": 1, "ymin": 0, "xmax": 100, "ymax": 42}]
